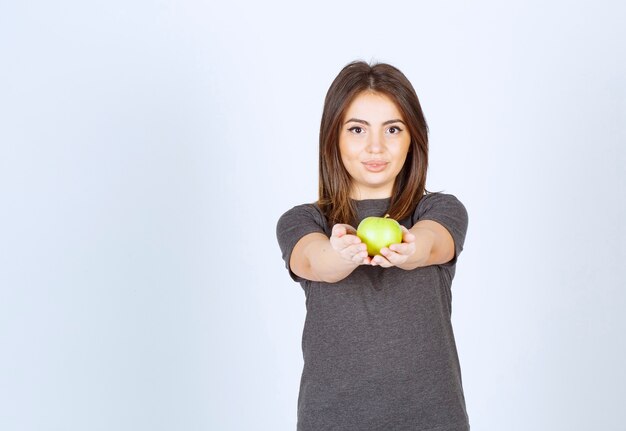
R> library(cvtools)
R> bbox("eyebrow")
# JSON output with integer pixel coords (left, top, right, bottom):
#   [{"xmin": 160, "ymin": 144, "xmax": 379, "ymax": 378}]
[{"xmin": 343, "ymin": 118, "xmax": 406, "ymax": 126}]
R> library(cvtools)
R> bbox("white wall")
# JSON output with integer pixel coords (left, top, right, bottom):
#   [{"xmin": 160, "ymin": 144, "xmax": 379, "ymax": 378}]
[{"xmin": 1, "ymin": 1, "xmax": 625, "ymax": 430}]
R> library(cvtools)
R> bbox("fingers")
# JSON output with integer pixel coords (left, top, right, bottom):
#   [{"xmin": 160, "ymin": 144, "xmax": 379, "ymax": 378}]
[
  {"xmin": 388, "ymin": 242, "xmax": 414, "ymax": 255},
  {"xmin": 349, "ymin": 245, "xmax": 369, "ymax": 264},
  {"xmin": 378, "ymin": 241, "xmax": 416, "ymax": 267},
  {"xmin": 331, "ymin": 232, "xmax": 361, "ymax": 249},
  {"xmin": 330, "ymin": 224, "xmax": 369, "ymax": 264},
  {"xmin": 388, "ymin": 227, "xmax": 416, "ymax": 257},
  {"xmin": 331, "ymin": 224, "xmax": 347, "ymax": 238},
  {"xmin": 372, "ymin": 255, "xmax": 394, "ymax": 268},
  {"xmin": 337, "ymin": 242, "xmax": 369, "ymax": 265},
  {"xmin": 331, "ymin": 223, "xmax": 357, "ymax": 238},
  {"xmin": 400, "ymin": 226, "xmax": 416, "ymax": 243},
  {"xmin": 330, "ymin": 224, "xmax": 414, "ymax": 268},
  {"xmin": 331, "ymin": 224, "xmax": 361, "ymax": 250},
  {"xmin": 371, "ymin": 253, "xmax": 393, "ymax": 268}
]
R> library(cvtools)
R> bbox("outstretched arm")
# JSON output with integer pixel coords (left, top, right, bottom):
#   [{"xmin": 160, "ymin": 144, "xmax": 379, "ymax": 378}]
[
  {"xmin": 290, "ymin": 224, "xmax": 372, "ymax": 283},
  {"xmin": 372, "ymin": 220, "xmax": 455, "ymax": 270}
]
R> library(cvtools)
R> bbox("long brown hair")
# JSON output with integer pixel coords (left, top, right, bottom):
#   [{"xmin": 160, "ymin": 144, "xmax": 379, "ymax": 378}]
[{"xmin": 318, "ymin": 61, "xmax": 429, "ymax": 225}]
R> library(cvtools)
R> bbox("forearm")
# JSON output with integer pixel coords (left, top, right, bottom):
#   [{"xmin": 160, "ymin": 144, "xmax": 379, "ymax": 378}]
[{"xmin": 305, "ymin": 239, "xmax": 360, "ymax": 283}]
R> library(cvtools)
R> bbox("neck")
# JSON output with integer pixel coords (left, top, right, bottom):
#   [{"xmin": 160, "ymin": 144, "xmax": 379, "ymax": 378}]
[{"xmin": 350, "ymin": 185, "xmax": 393, "ymax": 200}]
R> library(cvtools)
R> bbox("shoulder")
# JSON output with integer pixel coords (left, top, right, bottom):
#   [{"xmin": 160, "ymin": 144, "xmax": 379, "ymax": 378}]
[
  {"xmin": 276, "ymin": 202, "xmax": 329, "ymax": 239},
  {"xmin": 276, "ymin": 202, "xmax": 330, "ymax": 281},
  {"xmin": 414, "ymin": 192, "xmax": 468, "ymax": 222},
  {"xmin": 413, "ymin": 192, "xmax": 469, "ymax": 268},
  {"xmin": 277, "ymin": 202, "xmax": 325, "ymax": 226},
  {"xmin": 412, "ymin": 192, "xmax": 469, "ymax": 245}
]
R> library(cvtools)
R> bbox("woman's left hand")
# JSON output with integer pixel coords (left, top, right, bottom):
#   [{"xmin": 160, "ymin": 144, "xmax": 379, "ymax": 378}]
[{"xmin": 370, "ymin": 226, "xmax": 416, "ymax": 268}]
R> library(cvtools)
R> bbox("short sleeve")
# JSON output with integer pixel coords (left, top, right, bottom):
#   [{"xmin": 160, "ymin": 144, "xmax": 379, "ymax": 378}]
[
  {"xmin": 413, "ymin": 193, "xmax": 469, "ymax": 267},
  {"xmin": 276, "ymin": 204, "xmax": 329, "ymax": 282}
]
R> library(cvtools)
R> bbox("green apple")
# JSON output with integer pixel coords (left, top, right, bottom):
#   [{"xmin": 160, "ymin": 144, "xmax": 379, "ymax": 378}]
[{"xmin": 356, "ymin": 214, "xmax": 403, "ymax": 257}]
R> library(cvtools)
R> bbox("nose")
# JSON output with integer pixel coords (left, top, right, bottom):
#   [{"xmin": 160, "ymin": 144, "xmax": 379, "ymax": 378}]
[{"xmin": 366, "ymin": 130, "xmax": 384, "ymax": 153}]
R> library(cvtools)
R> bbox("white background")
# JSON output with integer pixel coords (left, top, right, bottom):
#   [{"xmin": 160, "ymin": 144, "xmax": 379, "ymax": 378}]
[{"xmin": 1, "ymin": 1, "xmax": 625, "ymax": 430}]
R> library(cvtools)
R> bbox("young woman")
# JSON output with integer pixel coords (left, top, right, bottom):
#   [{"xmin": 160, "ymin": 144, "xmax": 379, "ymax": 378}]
[{"xmin": 276, "ymin": 61, "xmax": 470, "ymax": 431}]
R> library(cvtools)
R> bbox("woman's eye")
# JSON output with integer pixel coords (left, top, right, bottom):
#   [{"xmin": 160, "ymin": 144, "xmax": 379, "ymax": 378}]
[{"xmin": 348, "ymin": 126, "xmax": 363, "ymax": 134}]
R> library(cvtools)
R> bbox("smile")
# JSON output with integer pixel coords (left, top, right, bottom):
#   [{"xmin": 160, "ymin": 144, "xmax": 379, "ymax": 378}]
[{"xmin": 362, "ymin": 160, "xmax": 389, "ymax": 172}]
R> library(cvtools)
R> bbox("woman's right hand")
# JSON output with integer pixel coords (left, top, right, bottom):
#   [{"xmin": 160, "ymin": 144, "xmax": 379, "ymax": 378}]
[
  {"xmin": 289, "ymin": 225, "xmax": 371, "ymax": 283},
  {"xmin": 330, "ymin": 224, "xmax": 371, "ymax": 265}
]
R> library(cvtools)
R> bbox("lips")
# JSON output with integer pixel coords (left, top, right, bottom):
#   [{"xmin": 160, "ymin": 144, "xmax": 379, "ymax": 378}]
[{"xmin": 362, "ymin": 160, "xmax": 388, "ymax": 172}]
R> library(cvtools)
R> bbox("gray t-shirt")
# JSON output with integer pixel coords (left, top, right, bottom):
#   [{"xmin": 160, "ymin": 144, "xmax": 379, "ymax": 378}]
[{"xmin": 276, "ymin": 193, "xmax": 470, "ymax": 431}]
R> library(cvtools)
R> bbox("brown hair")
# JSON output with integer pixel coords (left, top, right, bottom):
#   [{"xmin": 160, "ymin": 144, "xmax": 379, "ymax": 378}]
[{"xmin": 318, "ymin": 60, "xmax": 429, "ymax": 225}]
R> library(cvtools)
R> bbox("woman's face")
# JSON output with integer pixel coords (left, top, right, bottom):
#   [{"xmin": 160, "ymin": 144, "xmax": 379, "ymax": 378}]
[{"xmin": 339, "ymin": 91, "xmax": 411, "ymax": 200}]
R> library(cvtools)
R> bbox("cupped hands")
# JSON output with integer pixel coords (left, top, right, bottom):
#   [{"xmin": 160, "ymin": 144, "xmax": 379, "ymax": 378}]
[{"xmin": 330, "ymin": 224, "xmax": 415, "ymax": 268}]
